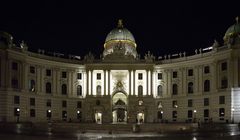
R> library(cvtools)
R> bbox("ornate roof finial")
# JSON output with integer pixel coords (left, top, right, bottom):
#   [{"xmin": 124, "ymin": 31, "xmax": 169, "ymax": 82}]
[
  {"xmin": 236, "ymin": 16, "xmax": 239, "ymax": 24},
  {"xmin": 117, "ymin": 19, "xmax": 123, "ymax": 28}
]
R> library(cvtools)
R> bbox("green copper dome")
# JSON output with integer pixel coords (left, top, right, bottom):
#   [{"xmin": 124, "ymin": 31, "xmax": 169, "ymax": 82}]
[
  {"xmin": 224, "ymin": 17, "xmax": 240, "ymax": 40},
  {"xmin": 105, "ymin": 19, "xmax": 135, "ymax": 43}
]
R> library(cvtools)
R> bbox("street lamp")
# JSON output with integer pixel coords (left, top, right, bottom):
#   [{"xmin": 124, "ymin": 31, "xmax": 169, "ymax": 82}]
[
  {"xmin": 47, "ymin": 110, "xmax": 51, "ymax": 121},
  {"xmin": 193, "ymin": 110, "xmax": 197, "ymax": 123},
  {"xmin": 232, "ymin": 108, "xmax": 235, "ymax": 124},
  {"xmin": 77, "ymin": 110, "xmax": 81, "ymax": 122},
  {"xmin": 16, "ymin": 108, "xmax": 20, "ymax": 123}
]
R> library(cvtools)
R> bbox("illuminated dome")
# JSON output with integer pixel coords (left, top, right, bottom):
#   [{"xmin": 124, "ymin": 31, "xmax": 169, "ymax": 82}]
[
  {"xmin": 103, "ymin": 20, "xmax": 138, "ymax": 59},
  {"xmin": 105, "ymin": 27, "xmax": 135, "ymax": 43},
  {"xmin": 223, "ymin": 17, "xmax": 240, "ymax": 44}
]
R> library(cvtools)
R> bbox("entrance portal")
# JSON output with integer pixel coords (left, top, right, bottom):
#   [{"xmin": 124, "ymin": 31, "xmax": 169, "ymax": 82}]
[
  {"xmin": 137, "ymin": 112, "xmax": 144, "ymax": 124},
  {"xmin": 112, "ymin": 92, "xmax": 127, "ymax": 124},
  {"xmin": 95, "ymin": 112, "xmax": 102, "ymax": 124}
]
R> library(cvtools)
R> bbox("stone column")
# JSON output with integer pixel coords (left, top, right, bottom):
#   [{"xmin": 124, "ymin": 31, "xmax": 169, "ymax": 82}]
[
  {"xmin": 108, "ymin": 70, "xmax": 110, "ymax": 95},
  {"xmin": 36, "ymin": 66, "xmax": 41, "ymax": 93},
  {"xmin": 7, "ymin": 60, "xmax": 12, "ymax": 88},
  {"xmin": 163, "ymin": 70, "xmax": 168, "ymax": 97},
  {"xmin": 197, "ymin": 66, "xmax": 202, "ymax": 94},
  {"xmin": 133, "ymin": 70, "xmax": 135, "ymax": 95},
  {"xmin": 86, "ymin": 70, "xmax": 89, "ymax": 96},
  {"xmin": 228, "ymin": 59, "xmax": 233, "ymax": 88},
  {"xmin": 68, "ymin": 71, "xmax": 72, "ymax": 97},
  {"xmin": 150, "ymin": 70, "xmax": 152, "ymax": 95},
  {"xmin": 182, "ymin": 68, "xmax": 186, "ymax": 95},
  {"xmin": 129, "ymin": 70, "xmax": 131, "ymax": 95},
  {"xmin": 194, "ymin": 66, "xmax": 199, "ymax": 93},
  {"xmin": 233, "ymin": 58, "xmax": 239, "ymax": 87},
  {"xmin": 104, "ymin": 70, "xmax": 106, "ymax": 95},
  {"xmin": 211, "ymin": 63, "xmax": 217, "ymax": 92},
  {"xmin": 41, "ymin": 67, "xmax": 45, "ymax": 93},
  {"xmin": 52, "ymin": 68, "xmax": 57, "ymax": 95},
  {"xmin": 23, "ymin": 63, "xmax": 29, "ymax": 91},
  {"xmin": 146, "ymin": 70, "xmax": 149, "ymax": 96},
  {"xmin": 179, "ymin": 68, "xmax": 183, "ymax": 96},
  {"xmin": 91, "ymin": 70, "xmax": 93, "ymax": 95},
  {"xmin": 167, "ymin": 70, "xmax": 172, "ymax": 96},
  {"xmin": 56, "ymin": 70, "xmax": 61, "ymax": 95}
]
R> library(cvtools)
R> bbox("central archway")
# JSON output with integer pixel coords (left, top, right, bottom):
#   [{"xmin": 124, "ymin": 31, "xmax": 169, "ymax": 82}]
[{"xmin": 112, "ymin": 92, "xmax": 128, "ymax": 124}]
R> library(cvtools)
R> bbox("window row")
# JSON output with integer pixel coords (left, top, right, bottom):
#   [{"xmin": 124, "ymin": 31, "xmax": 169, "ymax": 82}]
[
  {"xmin": 157, "ymin": 96, "xmax": 225, "ymax": 109},
  {"xmin": 14, "ymin": 108, "xmax": 82, "ymax": 121},
  {"xmin": 157, "ymin": 108, "xmax": 225, "ymax": 121},
  {"xmin": 28, "ymin": 66, "xmax": 83, "ymax": 80},
  {"xmin": 14, "ymin": 96, "xmax": 82, "ymax": 108}
]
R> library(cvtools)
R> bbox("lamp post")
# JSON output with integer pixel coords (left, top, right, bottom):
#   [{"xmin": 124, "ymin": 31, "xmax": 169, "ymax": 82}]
[
  {"xmin": 77, "ymin": 110, "xmax": 81, "ymax": 122},
  {"xmin": 232, "ymin": 108, "xmax": 235, "ymax": 124},
  {"xmin": 47, "ymin": 110, "xmax": 51, "ymax": 122},
  {"xmin": 16, "ymin": 108, "xmax": 20, "ymax": 123},
  {"xmin": 193, "ymin": 110, "xmax": 197, "ymax": 123}
]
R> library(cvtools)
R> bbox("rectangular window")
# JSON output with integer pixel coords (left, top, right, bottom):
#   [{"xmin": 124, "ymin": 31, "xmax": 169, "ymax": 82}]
[
  {"xmin": 157, "ymin": 111, "xmax": 163, "ymax": 119},
  {"xmin": 12, "ymin": 62, "xmax": 18, "ymax": 70},
  {"xmin": 30, "ymin": 98, "xmax": 35, "ymax": 106},
  {"xmin": 219, "ymin": 108, "xmax": 225, "ymax": 117},
  {"xmin": 30, "ymin": 109, "xmax": 35, "ymax": 117},
  {"xmin": 77, "ymin": 101, "xmax": 82, "ymax": 108},
  {"xmin": 172, "ymin": 100, "xmax": 178, "ymax": 108},
  {"xmin": 62, "ymin": 100, "xmax": 67, "ymax": 108},
  {"xmin": 204, "ymin": 109, "xmax": 209, "ymax": 118},
  {"xmin": 204, "ymin": 98, "xmax": 209, "ymax": 106},
  {"xmin": 46, "ymin": 99, "xmax": 51, "ymax": 107},
  {"xmin": 221, "ymin": 62, "xmax": 227, "ymax": 71},
  {"xmin": 97, "ymin": 73, "xmax": 101, "ymax": 80},
  {"xmin": 62, "ymin": 72, "xmax": 67, "ymax": 78},
  {"xmin": 158, "ymin": 73, "xmax": 162, "ymax": 80},
  {"xmin": 188, "ymin": 110, "xmax": 193, "ymax": 118},
  {"xmin": 172, "ymin": 111, "xmax": 177, "ymax": 118},
  {"xmin": 219, "ymin": 96, "xmax": 225, "ymax": 104},
  {"xmin": 46, "ymin": 69, "xmax": 51, "ymax": 76},
  {"xmin": 188, "ymin": 69, "xmax": 193, "ymax": 76},
  {"xmin": 11, "ymin": 78, "xmax": 18, "ymax": 89},
  {"xmin": 173, "ymin": 71, "xmax": 177, "ymax": 78},
  {"xmin": 30, "ymin": 66, "xmax": 35, "ymax": 74},
  {"xmin": 204, "ymin": 66, "xmax": 210, "ymax": 74},
  {"xmin": 14, "ymin": 96, "xmax": 20, "ymax": 104},
  {"xmin": 138, "ymin": 73, "xmax": 143, "ymax": 80},
  {"xmin": 188, "ymin": 99, "xmax": 193, "ymax": 107},
  {"xmin": 77, "ymin": 73, "xmax": 82, "ymax": 80},
  {"xmin": 14, "ymin": 108, "xmax": 20, "ymax": 116},
  {"xmin": 221, "ymin": 79, "xmax": 228, "ymax": 89}
]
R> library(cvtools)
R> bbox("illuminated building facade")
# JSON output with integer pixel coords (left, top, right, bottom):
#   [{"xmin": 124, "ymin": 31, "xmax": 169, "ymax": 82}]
[{"xmin": 0, "ymin": 19, "xmax": 240, "ymax": 124}]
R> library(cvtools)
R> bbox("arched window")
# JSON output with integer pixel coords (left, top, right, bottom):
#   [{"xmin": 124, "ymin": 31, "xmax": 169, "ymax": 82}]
[
  {"xmin": 96, "ymin": 85, "xmax": 101, "ymax": 95},
  {"xmin": 157, "ymin": 85, "xmax": 163, "ymax": 96},
  {"xmin": 77, "ymin": 85, "xmax": 82, "ymax": 96},
  {"xmin": 188, "ymin": 82, "xmax": 193, "ymax": 94},
  {"xmin": 221, "ymin": 77, "xmax": 228, "ymax": 89},
  {"xmin": 138, "ymin": 85, "xmax": 143, "ymax": 96},
  {"xmin": 11, "ymin": 77, "xmax": 18, "ymax": 89},
  {"xmin": 29, "ymin": 80, "xmax": 35, "ymax": 92},
  {"xmin": 172, "ymin": 84, "xmax": 178, "ymax": 95},
  {"xmin": 62, "ymin": 84, "xmax": 67, "ymax": 95},
  {"xmin": 204, "ymin": 80, "xmax": 210, "ymax": 92},
  {"xmin": 46, "ymin": 82, "xmax": 51, "ymax": 94}
]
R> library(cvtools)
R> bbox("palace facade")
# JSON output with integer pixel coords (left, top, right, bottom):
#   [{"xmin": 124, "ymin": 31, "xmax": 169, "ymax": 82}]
[{"xmin": 0, "ymin": 19, "xmax": 240, "ymax": 124}]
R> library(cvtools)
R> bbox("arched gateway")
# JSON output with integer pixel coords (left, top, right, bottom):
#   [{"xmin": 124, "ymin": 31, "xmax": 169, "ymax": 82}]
[{"xmin": 112, "ymin": 91, "xmax": 128, "ymax": 124}]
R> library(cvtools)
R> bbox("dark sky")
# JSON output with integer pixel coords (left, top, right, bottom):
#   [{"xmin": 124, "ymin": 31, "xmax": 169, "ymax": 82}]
[{"xmin": 0, "ymin": 1, "xmax": 239, "ymax": 58}]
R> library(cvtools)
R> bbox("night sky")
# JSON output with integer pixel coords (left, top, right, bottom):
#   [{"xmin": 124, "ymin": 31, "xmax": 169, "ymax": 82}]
[{"xmin": 0, "ymin": 1, "xmax": 239, "ymax": 58}]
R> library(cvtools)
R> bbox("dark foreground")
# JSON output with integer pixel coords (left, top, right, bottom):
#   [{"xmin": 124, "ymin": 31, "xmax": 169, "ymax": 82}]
[
  {"xmin": 0, "ymin": 123, "xmax": 240, "ymax": 140},
  {"xmin": 0, "ymin": 132, "xmax": 240, "ymax": 140}
]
